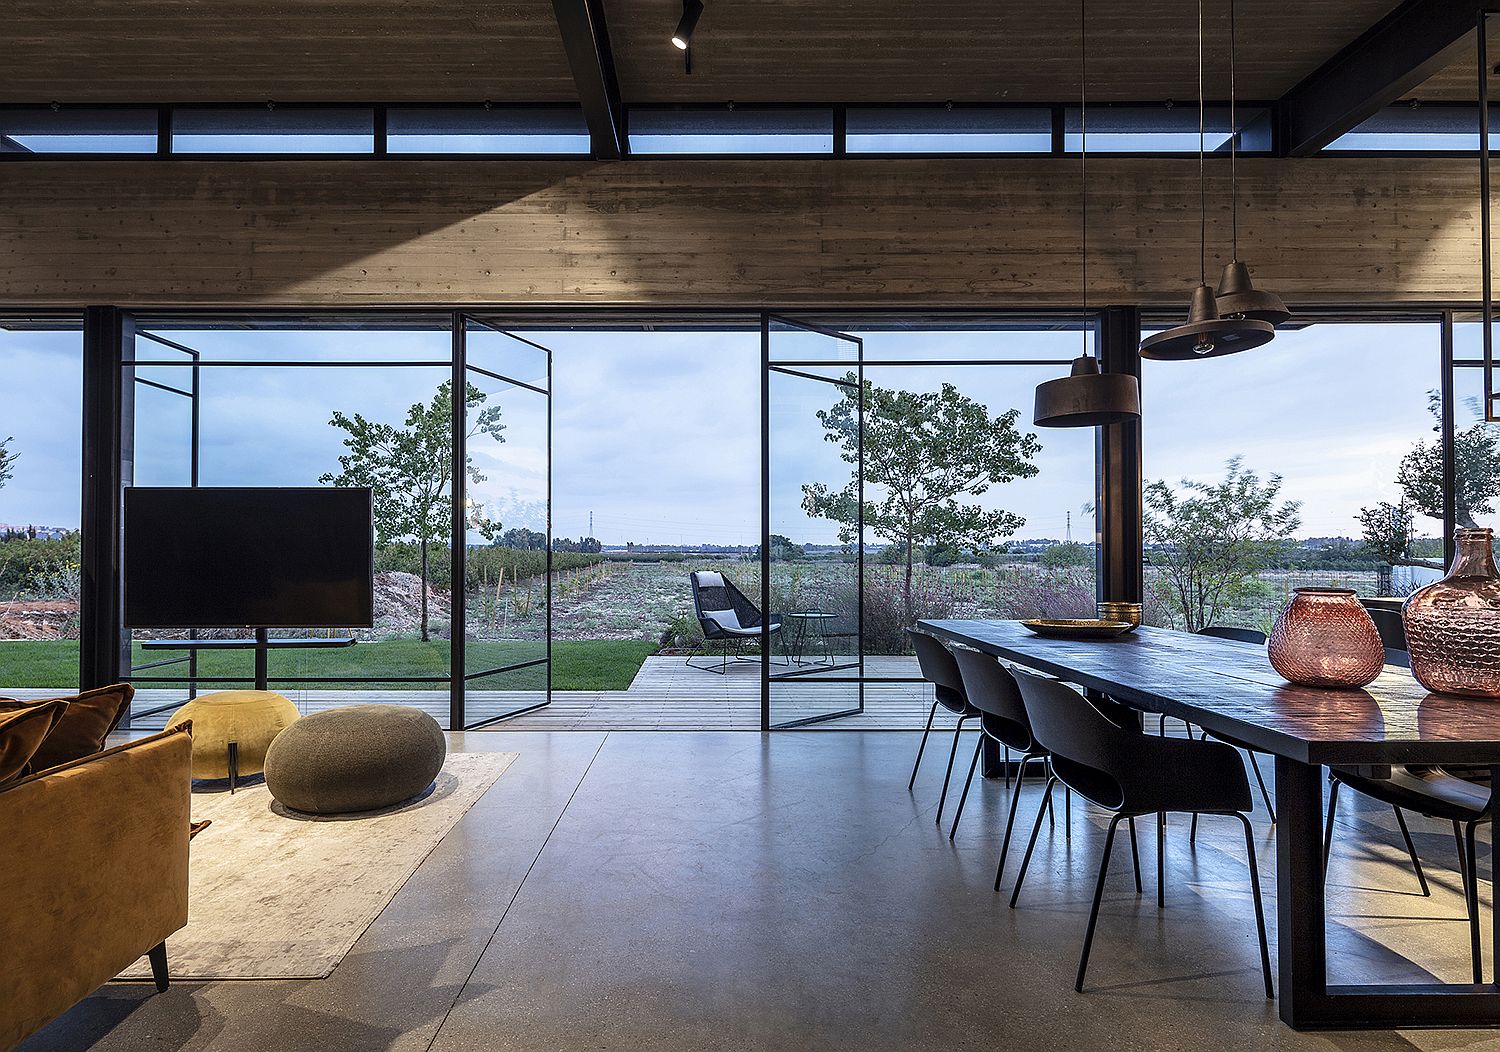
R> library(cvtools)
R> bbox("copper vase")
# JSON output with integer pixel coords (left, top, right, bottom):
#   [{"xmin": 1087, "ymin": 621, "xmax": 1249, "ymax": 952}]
[
  {"xmin": 1268, "ymin": 588, "xmax": 1384, "ymax": 689},
  {"xmin": 1402, "ymin": 528, "xmax": 1500, "ymax": 699}
]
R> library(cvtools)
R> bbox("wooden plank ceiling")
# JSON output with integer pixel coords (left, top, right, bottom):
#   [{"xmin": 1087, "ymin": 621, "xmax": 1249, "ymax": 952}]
[
  {"xmin": 0, "ymin": 0, "xmax": 578, "ymax": 102},
  {"xmin": 604, "ymin": 0, "xmax": 1403, "ymax": 103},
  {"xmin": 3, "ymin": 0, "xmax": 1400, "ymax": 105}
]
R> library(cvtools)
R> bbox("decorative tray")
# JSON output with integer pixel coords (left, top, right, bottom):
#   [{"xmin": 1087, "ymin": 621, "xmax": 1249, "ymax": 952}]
[{"xmin": 1020, "ymin": 619, "xmax": 1137, "ymax": 640}]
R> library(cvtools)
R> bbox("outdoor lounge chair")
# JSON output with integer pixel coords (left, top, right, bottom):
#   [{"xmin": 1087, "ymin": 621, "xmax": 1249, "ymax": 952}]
[{"xmin": 687, "ymin": 571, "xmax": 783, "ymax": 673}]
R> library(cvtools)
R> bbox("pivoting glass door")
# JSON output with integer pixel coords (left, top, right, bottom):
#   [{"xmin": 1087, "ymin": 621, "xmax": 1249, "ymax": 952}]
[
  {"xmin": 762, "ymin": 314, "xmax": 865, "ymax": 729},
  {"xmin": 457, "ymin": 316, "xmax": 553, "ymax": 728}
]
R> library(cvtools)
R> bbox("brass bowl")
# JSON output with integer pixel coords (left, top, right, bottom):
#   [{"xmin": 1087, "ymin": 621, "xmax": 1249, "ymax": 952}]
[
  {"xmin": 1097, "ymin": 601, "xmax": 1143, "ymax": 627},
  {"xmin": 1021, "ymin": 618, "xmax": 1137, "ymax": 640}
]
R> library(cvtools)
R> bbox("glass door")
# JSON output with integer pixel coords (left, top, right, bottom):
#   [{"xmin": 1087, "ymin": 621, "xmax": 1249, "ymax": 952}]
[
  {"xmin": 762, "ymin": 314, "xmax": 864, "ymax": 729},
  {"xmin": 457, "ymin": 315, "xmax": 553, "ymax": 728}
]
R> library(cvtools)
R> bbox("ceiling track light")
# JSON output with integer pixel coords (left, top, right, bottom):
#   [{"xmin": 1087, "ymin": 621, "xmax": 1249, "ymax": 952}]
[
  {"xmin": 1140, "ymin": 0, "xmax": 1274, "ymax": 362},
  {"xmin": 1213, "ymin": 0, "xmax": 1289, "ymax": 326},
  {"xmin": 1033, "ymin": 0, "xmax": 1141, "ymax": 428},
  {"xmin": 672, "ymin": 0, "xmax": 703, "ymax": 50}
]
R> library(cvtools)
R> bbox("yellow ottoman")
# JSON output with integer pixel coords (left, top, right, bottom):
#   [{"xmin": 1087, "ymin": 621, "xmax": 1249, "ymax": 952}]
[{"xmin": 165, "ymin": 690, "xmax": 299, "ymax": 790}]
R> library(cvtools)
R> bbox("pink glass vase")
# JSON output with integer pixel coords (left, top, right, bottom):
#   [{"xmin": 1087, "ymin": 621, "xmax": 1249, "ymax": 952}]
[
  {"xmin": 1402, "ymin": 528, "xmax": 1500, "ymax": 699},
  {"xmin": 1268, "ymin": 588, "xmax": 1384, "ymax": 689}
]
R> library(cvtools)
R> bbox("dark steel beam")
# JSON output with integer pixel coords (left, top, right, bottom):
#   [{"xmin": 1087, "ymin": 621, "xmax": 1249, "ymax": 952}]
[
  {"xmin": 1277, "ymin": 0, "xmax": 1478, "ymax": 156},
  {"xmin": 1096, "ymin": 306, "xmax": 1143, "ymax": 605},
  {"xmin": 80, "ymin": 306, "xmax": 131, "ymax": 697},
  {"xmin": 551, "ymin": 0, "xmax": 625, "ymax": 160}
]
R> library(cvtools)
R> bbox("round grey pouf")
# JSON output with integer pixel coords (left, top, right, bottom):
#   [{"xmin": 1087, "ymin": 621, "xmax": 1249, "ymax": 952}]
[{"xmin": 264, "ymin": 704, "xmax": 446, "ymax": 815}]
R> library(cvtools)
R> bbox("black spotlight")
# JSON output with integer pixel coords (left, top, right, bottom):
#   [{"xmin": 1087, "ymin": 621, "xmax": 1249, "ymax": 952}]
[{"xmin": 672, "ymin": 0, "xmax": 704, "ymax": 50}]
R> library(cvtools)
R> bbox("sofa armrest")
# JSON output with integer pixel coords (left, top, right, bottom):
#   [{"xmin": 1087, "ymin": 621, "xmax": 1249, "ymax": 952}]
[{"xmin": 0, "ymin": 723, "xmax": 192, "ymax": 1048}]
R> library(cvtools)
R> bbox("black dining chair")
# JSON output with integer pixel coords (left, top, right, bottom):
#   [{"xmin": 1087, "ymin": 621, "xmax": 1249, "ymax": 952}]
[
  {"xmin": 1196, "ymin": 625, "xmax": 1278, "ymax": 823},
  {"xmin": 905, "ymin": 629, "xmax": 981, "ymax": 825},
  {"xmin": 1324, "ymin": 766, "xmax": 1492, "ymax": 983},
  {"xmin": 1007, "ymin": 667, "xmax": 1274, "ymax": 997},
  {"xmin": 947, "ymin": 648, "xmax": 1058, "ymax": 883}
]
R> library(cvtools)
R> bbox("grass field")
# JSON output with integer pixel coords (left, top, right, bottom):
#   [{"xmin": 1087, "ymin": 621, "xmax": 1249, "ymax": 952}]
[{"xmin": 0, "ymin": 639, "xmax": 656, "ymax": 692}]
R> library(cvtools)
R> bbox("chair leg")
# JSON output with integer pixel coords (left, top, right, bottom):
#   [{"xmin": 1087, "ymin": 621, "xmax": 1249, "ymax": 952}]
[
  {"xmin": 1391, "ymin": 805, "xmax": 1430, "ymax": 897},
  {"xmin": 1190, "ymin": 811, "xmax": 1198, "ymax": 847},
  {"xmin": 1465, "ymin": 820, "xmax": 1483, "ymax": 985},
  {"xmin": 1157, "ymin": 811, "xmax": 1166, "ymax": 909},
  {"xmin": 1004, "ymin": 745, "xmax": 1012, "ymax": 790},
  {"xmin": 935, "ymin": 716, "xmax": 971, "ymax": 825},
  {"xmin": 1322, "ymin": 780, "xmax": 1341, "ymax": 878},
  {"xmin": 1076, "ymin": 813, "xmax": 1126, "ymax": 993},
  {"xmin": 147, "ymin": 941, "xmax": 169, "ymax": 993},
  {"xmin": 908, "ymin": 699, "xmax": 939, "ymax": 791},
  {"xmin": 1128, "ymin": 816, "xmax": 1143, "ymax": 894},
  {"xmin": 994, "ymin": 754, "xmax": 1035, "ymax": 892},
  {"xmin": 1009, "ymin": 777, "xmax": 1057, "ymax": 908},
  {"xmin": 1248, "ymin": 752, "xmax": 1276, "ymax": 824},
  {"xmin": 1064, "ymin": 786, "xmax": 1072, "ymax": 841},
  {"xmin": 1235, "ymin": 812, "xmax": 1275, "ymax": 1000},
  {"xmin": 949, "ymin": 735, "xmax": 984, "ymax": 840}
]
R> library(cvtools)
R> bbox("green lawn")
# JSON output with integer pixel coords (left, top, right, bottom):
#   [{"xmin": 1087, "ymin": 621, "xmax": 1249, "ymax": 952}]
[{"xmin": 0, "ymin": 639, "xmax": 656, "ymax": 692}]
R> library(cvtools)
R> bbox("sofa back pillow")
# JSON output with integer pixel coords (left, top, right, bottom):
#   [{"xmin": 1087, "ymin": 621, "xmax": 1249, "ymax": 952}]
[
  {"xmin": 0, "ymin": 701, "xmax": 69, "ymax": 786},
  {"xmin": 0, "ymin": 684, "xmax": 135, "ymax": 773}
]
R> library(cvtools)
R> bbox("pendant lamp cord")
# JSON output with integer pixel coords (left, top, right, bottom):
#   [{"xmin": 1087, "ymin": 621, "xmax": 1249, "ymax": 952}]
[
  {"xmin": 1198, "ymin": 0, "xmax": 1206, "ymax": 286},
  {"xmin": 1229, "ymin": 0, "xmax": 1238, "ymax": 260},
  {"xmin": 1080, "ymin": 0, "xmax": 1088, "ymax": 356}
]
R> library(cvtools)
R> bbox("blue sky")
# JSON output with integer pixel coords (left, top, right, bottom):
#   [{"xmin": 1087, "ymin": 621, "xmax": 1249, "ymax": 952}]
[{"xmin": 0, "ymin": 320, "xmax": 1459, "ymax": 545}]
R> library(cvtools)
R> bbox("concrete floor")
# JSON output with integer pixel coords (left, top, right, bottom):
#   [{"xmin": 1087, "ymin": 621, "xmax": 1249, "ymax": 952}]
[{"xmin": 21, "ymin": 730, "xmax": 1500, "ymax": 1052}]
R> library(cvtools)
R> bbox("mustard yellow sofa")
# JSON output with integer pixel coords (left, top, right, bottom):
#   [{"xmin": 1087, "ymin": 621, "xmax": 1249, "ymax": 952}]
[{"xmin": 0, "ymin": 723, "xmax": 192, "ymax": 1050}]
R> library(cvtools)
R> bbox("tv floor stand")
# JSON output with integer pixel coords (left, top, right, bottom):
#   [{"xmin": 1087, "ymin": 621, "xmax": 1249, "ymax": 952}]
[{"xmin": 139, "ymin": 631, "xmax": 358, "ymax": 692}]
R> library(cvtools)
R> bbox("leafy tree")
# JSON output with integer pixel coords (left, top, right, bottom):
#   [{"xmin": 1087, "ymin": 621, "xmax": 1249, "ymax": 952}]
[
  {"xmin": 320, "ymin": 381, "xmax": 505, "ymax": 641},
  {"xmin": 0, "ymin": 436, "xmax": 16, "ymax": 492},
  {"xmin": 1144, "ymin": 457, "xmax": 1301, "ymax": 632},
  {"xmin": 801, "ymin": 375, "xmax": 1040, "ymax": 624},
  {"xmin": 1397, "ymin": 392, "xmax": 1500, "ymax": 531},
  {"xmin": 1041, "ymin": 541, "xmax": 1093, "ymax": 569},
  {"xmin": 500, "ymin": 527, "xmax": 548, "ymax": 551},
  {"xmin": 1357, "ymin": 500, "xmax": 1416, "ymax": 591}
]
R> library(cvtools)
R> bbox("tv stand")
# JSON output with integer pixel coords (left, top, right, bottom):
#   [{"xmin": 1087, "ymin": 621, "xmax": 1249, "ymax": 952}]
[{"xmin": 139, "ymin": 632, "xmax": 358, "ymax": 692}]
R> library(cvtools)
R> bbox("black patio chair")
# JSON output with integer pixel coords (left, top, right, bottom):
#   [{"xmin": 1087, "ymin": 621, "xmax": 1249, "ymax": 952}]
[
  {"xmin": 1007, "ymin": 667, "xmax": 1273, "ymax": 997},
  {"xmin": 905, "ymin": 629, "xmax": 981, "ymax": 826},
  {"xmin": 686, "ymin": 571, "xmax": 783, "ymax": 674}
]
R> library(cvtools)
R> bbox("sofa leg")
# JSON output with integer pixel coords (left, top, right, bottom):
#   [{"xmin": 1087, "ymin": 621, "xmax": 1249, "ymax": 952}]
[
  {"xmin": 227, "ymin": 741, "xmax": 239, "ymax": 794},
  {"xmin": 148, "ymin": 942, "xmax": 170, "ymax": 992}
]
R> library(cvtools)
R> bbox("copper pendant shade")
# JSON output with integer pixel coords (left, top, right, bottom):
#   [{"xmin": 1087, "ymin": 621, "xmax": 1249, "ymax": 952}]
[
  {"xmin": 1035, "ymin": 355, "xmax": 1141, "ymax": 428},
  {"xmin": 1139, "ymin": 284, "xmax": 1274, "ymax": 360},
  {"xmin": 1215, "ymin": 260, "xmax": 1291, "ymax": 325}
]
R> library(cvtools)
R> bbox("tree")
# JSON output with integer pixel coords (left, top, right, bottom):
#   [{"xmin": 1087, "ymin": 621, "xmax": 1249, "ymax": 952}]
[
  {"xmin": 1397, "ymin": 392, "xmax": 1500, "ymax": 532},
  {"xmin": 1357, "ymin": 500, "xmax": 1416, "ymax": 593},
  {"xmin": 0, "ymin": 436, "xmax": 15, "ymax": 492},
  {"xmin": 500, "ymin": 527, "xmax": 547, "ymax": 551},
  {"xmin": 1041, "ymin": 541, "xmax": 1092, "ymax": 569},
  {"xmin": 320, "ymin": 381, "xmax": 504, "ymax": 641},
  {"xmin": 801, "ymin": 375, "xmax": 1040, "ymax": 624},
  {"xmin": 1144, "ymin": 457, "xmax": 1301, "ymax": 632}
]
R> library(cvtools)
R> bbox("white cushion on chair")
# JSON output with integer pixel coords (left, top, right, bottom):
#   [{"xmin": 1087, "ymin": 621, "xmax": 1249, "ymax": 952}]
[
  {"xmin": 694, "ymin": 571, "xmax": 725, "ymax": 589},
  {"xmin": 703, "ymin": 608, "xmax": 742, "ymax": 631}
]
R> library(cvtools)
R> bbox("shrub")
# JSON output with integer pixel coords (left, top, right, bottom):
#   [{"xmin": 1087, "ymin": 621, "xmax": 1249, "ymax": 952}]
[{"xmin": 0, "ymin": 535, "xmax": 81, "ymax": 599}]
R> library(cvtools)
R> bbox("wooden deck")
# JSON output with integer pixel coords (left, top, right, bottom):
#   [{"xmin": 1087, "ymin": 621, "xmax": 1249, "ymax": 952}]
[{"xmin": 15, "ymin": 655, "xmax": 934, "ymax": 731}]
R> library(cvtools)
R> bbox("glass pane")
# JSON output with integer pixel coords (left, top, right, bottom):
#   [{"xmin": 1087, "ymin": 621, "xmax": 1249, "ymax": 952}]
[
  {"xmin": 767, "ymin": 316, "xmax": 860, "ymax": 364},
  {"xmin": 463, "ymin": 666, "xmax": 548, "ymax": 727},
  {"xmin": 1, "ymin": 108, "xmax": 157, "ymax": 153},
  {"xmin": 1142, "ymin": 321, "xmax": 1441, "ymax": 632},
  {"xmin": 1454, "ymin": 366, "xmax": 1500, "ymax": 544},
  {"xmin": 467, "ymin": 323, "xmax": 551, "ymax": 390},
  {"xmin": 0, "ymin": 323, "xmax": 83, "ymax": 696},
  {"xmin": 629, "ymin": 107, "xmax": 833, "ymax": 155},
  {"xmin": 847, "ymin": 106, "xmax": 1051, "ymax": 153},
  {"xmin": 172, "ymin": 107, "xmax": 374, "ymax": 154},
  {"xmin": 1064, "ymin": 104, "xmax": 1271, "ymax": 153},
  {"xmin": 1326, "ymin": 106, "xmax": 1490, "ymax": 152},
  {"xmin": 767, "ymin": 323, "xmax": 862, "ymax": 728},
  {"xmin": 388, "ymin": 105, "xmax": 590, "ymax": 154}
]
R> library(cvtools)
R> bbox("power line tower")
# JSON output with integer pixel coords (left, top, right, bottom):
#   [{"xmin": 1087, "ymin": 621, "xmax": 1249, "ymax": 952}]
[
  {"xmin": 589, "ymin": 511, "xmax": 594, "ymax": 539},
  {"xmin": 1065, "ymin": 510, "xmax": 1072, "ymax": 545}
]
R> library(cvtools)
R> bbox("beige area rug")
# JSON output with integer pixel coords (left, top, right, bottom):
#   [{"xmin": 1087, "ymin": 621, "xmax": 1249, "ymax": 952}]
[{"xmin": 121, "ymin": 750, "xmax": 517, "ymax": 981}]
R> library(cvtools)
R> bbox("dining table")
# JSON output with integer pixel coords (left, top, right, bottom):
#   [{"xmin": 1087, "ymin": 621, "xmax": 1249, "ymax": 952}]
[{"xmin": 917, "ymin": 619, "xmax": 1500, "ymax": 1031}]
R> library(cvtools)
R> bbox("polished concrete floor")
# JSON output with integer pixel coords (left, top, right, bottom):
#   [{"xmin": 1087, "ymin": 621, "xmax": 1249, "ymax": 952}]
[{"xmin": 22, "ymin": 730, "xmax": 1500, "ymax": 1051}]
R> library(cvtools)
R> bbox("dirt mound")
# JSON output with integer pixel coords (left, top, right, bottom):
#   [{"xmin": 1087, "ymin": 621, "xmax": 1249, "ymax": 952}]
[
  {"xmin": 0, "ymin": 598, "xmax": 80, "ymax": 640},
  {"xmin": 373, "ymin": 571, "xmax": 450, "ymax": 636}
]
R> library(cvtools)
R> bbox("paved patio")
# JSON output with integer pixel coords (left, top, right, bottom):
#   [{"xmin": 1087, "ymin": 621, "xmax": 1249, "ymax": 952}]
[{"xmin": 29, "ymin": 654, "xmax": 934, "ymax": 731}]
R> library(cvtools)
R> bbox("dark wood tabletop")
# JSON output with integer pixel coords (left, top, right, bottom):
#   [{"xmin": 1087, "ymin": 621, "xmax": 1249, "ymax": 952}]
[{"xmin": 917, "ymin": 620, "xmax": 1500, "ymax": 767}]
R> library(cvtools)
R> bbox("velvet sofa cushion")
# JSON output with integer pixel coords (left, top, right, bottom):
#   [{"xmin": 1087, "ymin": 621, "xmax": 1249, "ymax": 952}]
[
  {"xmin": 0, "ymin": 683, "xmax": 134, "ymax": 773},
  {"xmin": 0, "ymin": 701, "xmax": 69, "ymax": 786}
]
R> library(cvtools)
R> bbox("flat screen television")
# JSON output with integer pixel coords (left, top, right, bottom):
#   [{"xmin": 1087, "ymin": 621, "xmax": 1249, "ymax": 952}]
[{"xmin": 123, "ymin": 487, "xmax": 375, "ymax": 629}]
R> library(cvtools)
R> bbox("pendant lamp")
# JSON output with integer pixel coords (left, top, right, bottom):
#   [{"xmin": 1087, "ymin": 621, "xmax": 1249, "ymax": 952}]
[
  {"xmin": 1140, "ymin": 0, "xmax": 1273, "ymax": 361},
  {"xmin": 1034, "ymin": 0, "xmax": 1141, "ymax": 428},
  {"xmin": 1213, "ymin": 0, "xmax": 1289, "ymax": 325}
]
